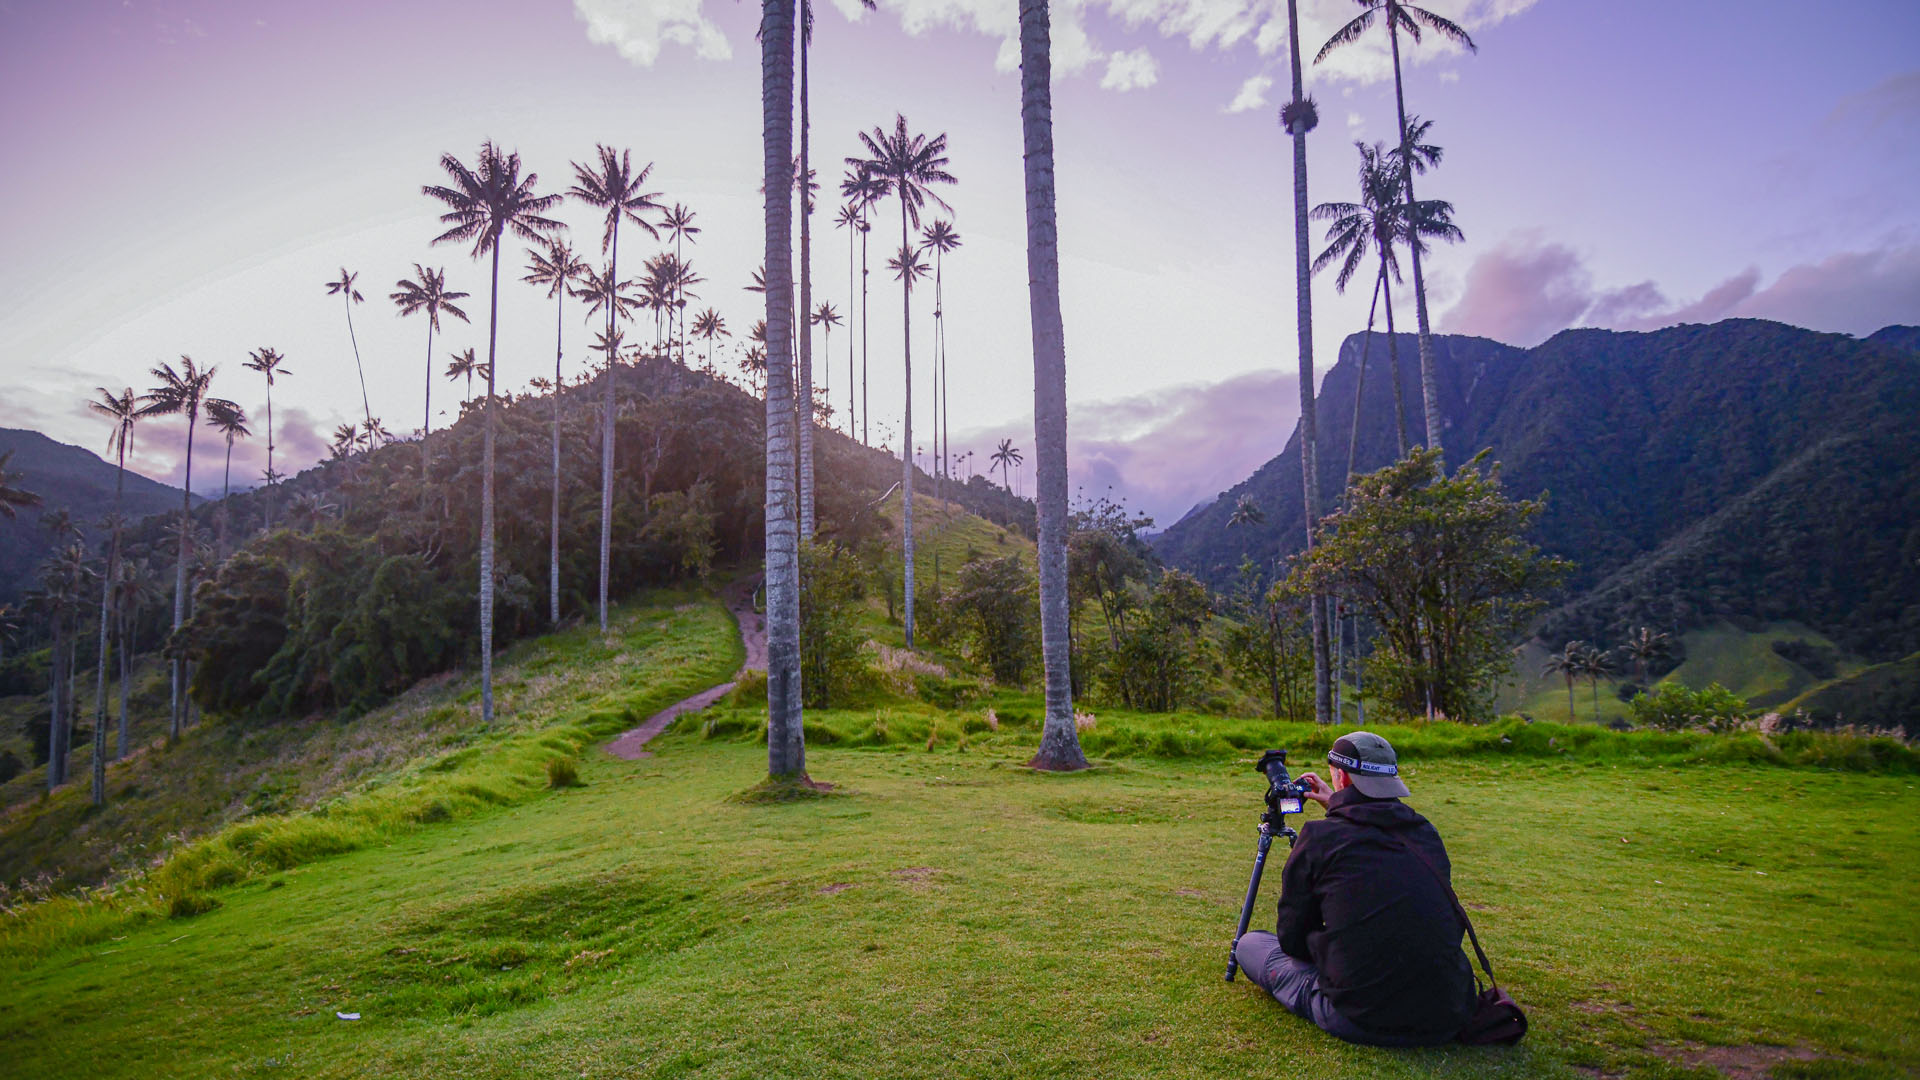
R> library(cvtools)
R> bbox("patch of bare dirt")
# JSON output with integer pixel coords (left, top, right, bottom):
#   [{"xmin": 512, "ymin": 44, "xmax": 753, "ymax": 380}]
[
  {"xmin": 1650, "ymin": 1042, "xmax": 1823, "ymax": 1079},
  {"xmin": 890, "ymin": 867, "xmax": 939, "ymax": 886},
  {"xmin": 817, "ymin": 882, "xmax": 855, "ymax": 895}
]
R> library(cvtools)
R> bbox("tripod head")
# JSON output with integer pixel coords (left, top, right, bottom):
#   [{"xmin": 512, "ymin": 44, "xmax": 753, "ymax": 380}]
[{"xmin": 1254, "ymin": 748, "xmax": 1307, "ymax": 827}]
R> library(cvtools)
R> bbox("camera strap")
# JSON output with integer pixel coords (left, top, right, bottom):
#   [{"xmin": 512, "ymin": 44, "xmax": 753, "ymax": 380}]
[{"xmin": 1374, "ymin": 828, "xmax": 1500, "ymax": 991}]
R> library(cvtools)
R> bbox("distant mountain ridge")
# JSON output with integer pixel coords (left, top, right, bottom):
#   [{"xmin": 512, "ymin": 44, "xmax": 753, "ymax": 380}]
[
  {"xmin": 1151, "ymin": 319, "xmax": 1920, "ymax": 662},
  {"xmin": 0, "ymin": 428, "xmax": 192, "ymax": 601}
]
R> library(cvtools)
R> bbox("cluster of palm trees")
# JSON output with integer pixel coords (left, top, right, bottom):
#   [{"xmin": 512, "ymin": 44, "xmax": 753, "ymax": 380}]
[{"xmin": 1543, "ymin": 627, "xmax": 1673, "ymax": 722}]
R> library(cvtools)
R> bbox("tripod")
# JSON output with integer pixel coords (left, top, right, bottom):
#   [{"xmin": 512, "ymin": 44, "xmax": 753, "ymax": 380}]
[{"xmin": 1223, "ymin": 806, "xmax": 1299, "ymax": 982}]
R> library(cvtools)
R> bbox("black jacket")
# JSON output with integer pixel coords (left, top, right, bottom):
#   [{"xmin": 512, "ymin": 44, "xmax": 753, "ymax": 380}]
[{"xmin": 1274, "ymin": 787, "xmax": 1475, "ymax": 1043}]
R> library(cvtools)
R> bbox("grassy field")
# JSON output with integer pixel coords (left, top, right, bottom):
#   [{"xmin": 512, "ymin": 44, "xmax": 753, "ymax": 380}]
[{"xmin": 3, "ymin": 714, "xmax": 1916, "ymax": 1077}]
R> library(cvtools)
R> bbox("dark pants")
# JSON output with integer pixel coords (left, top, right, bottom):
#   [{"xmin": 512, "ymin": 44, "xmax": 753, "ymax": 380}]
[{"xmin": 1233, "ymin": 932, "xmax": 1440, "ymax": 1048}]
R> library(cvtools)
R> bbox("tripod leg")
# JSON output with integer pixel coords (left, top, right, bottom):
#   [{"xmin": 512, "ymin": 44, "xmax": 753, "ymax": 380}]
[{"xmin": 1225, "ymin": 828, "xmax": 1275, "ymax": 982}]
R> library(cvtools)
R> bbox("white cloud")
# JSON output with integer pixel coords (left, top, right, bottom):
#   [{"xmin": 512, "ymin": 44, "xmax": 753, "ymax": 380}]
[
  {"xmin": 1225, "ymin": 73, "xmax": 1273, "ymax": 113},
  {"xmin": 1345, "ymin": 110, "xmax": 1364, "ymax": 134},
  {"xmin": 1439, "ymin": 69, "xmax": 1460, "ymax": 83},
  {"xmin": 573, "ymin": 0, "xmax": 732, "ymax": 67},
  {"xmin": 1100, "ymin": 47, "xmax": 1159, "ymax": 91}
]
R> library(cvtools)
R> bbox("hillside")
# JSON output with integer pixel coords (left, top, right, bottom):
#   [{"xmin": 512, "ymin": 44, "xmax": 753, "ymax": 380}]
[
  {"xmin": 0, "ymin": 428, "xmax": 193, "ymax": 601},
  {"xmin": 1151, "ymin": 319, "xmax": 1920, "ymax": 663}
]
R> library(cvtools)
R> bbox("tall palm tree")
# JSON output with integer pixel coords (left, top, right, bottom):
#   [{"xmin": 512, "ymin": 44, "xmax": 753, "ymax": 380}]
[
  {"xmin": 445, "ymin": 347, "xmax": 479, "ymax": 402},
  {"xmin": 833, "ymin": 203, "xmax": 865, "ymax": 436},
  {"xmin": 1313, "ymin": 138, "xmax": 1460, "ymax": 458},
  {"xmin": 691, "ymin": 308, "xmax": 728, "ymax": 372},
  {"xmin": 424, "ymin": 141, "xmax": 565, "ymax": 727},
  {"xmin": 110, "ymin": 557, "xmax": 156, "ymax": 759},
  {"xmin": 760, "ymin": 0, "xmax": 807, "ymax": 782},
  {"xmin": 524, "ymin": 238, "xmax": 589, "ymax": 625},
  {"xmin": 1541, "ymin": 641, "xmax": 1587, "ymax": 722},
  {"xmin": 920, "ymin": 220, "xmax": 962, "ymax": 497},
  {"xmin": 1276, "ymin": 0, "xmax": 1332, "ymax": 725},
  {"xmin": 0, "ymin": 449, "xmax": 42, "ymax": 517},
  {"xmin": 811, "ymin": 302, "xmax": 842, "ymax": 417},
  {"xmin": 850, "ymin": 114, "xmax": 956, "ymax": 650},
  {"xmin": 1583, "ymin": 645, "xmax": 1619, "ymax": 722},
  {"xmin": 1318, "ymin": 0, "xmax": 1475, "ymax": 464},
  {"xmin": 391, "ymin": 264, "xmax": 472, "ymax": 492},
  {"xmin": 842, "ymin": 169, "xmax": 888, "ymax": 446},
  {"xmin": 660, "ymin": 203, "xmax": 701, "ymax": 362},
  {"xmin": 570, "ymin": 145, "xmax": 662, "ymax": 634},
  {"xmin": 139, "ymin": 356, "xmax": 214, "ymax": 739},
  {"xmin": 1227, "ymin": 493, "xmax": 1266, "ymax": 528},
  {"xmin": 324, "ymin": 268, "xmax": 374, "ymax": 432},
  {"xmin": 206, "ymin": 398, "xmax": 248, "ymax": 554},
  {"xmin": 87, "ymin": 388, "xmax": 137, "ymax": 802},
  {"xmin": 1620, "ymin": 626, "xmax": 1672, "ymax": 687},
  {"xmin": 36, "ymin": 544, "xmax": 91, "ymax": 789},
  {"xmin": 241, "ymin": 348, "xmax": 289, "ymax": 527},
  {"xmin": 1016, "ymin": 0, "xmax": 1089, "ymax": 770},
  {"xmin": 990, "ymin": 438, "xmax": 1022, "ymax": 491},
  {"xmin": 784, "ymin": 154, "xmax": 823, "ymax": 538}
]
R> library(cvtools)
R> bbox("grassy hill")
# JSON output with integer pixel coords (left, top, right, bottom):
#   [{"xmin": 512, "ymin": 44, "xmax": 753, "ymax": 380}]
[
  {"xmin": 1783, "ymin": 652, "xmax": 1920, "ymax": 734},
  {"xmin": 3, "ymin": 569, "xmax": 1917, "ymax": 1077}
]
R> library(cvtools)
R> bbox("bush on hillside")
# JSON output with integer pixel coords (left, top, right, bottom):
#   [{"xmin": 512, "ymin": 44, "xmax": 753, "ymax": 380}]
[
  {"xmin": 1629, "ymin": 682, "xmax": 1750, "ymax": 732},
  {"xmin": 798, "ymin": 540, "xmax": 870, "ymax": 708},
  {"xmin": 926, "ymin": 555, "xmax": 1039, "ymax": 686}
]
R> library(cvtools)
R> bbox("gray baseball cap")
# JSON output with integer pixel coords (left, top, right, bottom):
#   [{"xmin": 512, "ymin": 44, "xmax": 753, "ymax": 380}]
[{"xmin": 1328, "ymin": 731, "xmax": 1411, "ymax": 798}]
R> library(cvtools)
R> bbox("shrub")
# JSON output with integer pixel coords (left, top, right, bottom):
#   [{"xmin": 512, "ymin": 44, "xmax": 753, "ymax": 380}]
[
  {"xmin": 168, "ymin": 893, "xmax": 221, "ymax": 919},
  {"xmin": 546, "ymin": 757, "xmax": 581, "ymax": 789},
  {"xmin": 932, "ymin": 555, "xmax": 1040, "ymax": 685},
  {"xmin": 798, "ymin": 541, "xmax": 870, "ymax": 707},
  {"xmin": 1629, "ymin": 682, "xmax": 1751, "ymax": 732}
]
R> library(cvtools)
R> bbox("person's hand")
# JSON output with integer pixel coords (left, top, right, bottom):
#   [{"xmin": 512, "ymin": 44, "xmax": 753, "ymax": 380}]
[{"xmin": 1299, "ymin": 771, "xmax": 1334, "ymax": 808}]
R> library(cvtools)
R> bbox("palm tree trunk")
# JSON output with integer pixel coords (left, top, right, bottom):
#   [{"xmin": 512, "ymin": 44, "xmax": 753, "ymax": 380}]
[
  {"xmin": 551, "ymin": 288, "xmax": 564, "ymax": 625},
  {"xmin": 117, "ymin": 605, "xmax": 131, "ymax": 760},
  {"xmin": 762, "ymin": 0, "xmax": 806, "ymax": 779},
  {"xmin": 600, "ymin": 220, "xmax": 621, "ymax": 634},
  {"xmin": 422, "ymin": 321, "xmax": 436, "ymax": 506},
  {"xmin": 1345, "ymin": 267, "xmax": 1383, "ymax": 489},
  {"xmin": 344, "ymin": 296, "xmax": 372, "ymax": 433},
  {"xmin": 861, "ymin": 225, "xmax": 870, "ymax": 446},
  {"xmin": 171, "ymin": 407, "xmax": 195, "ymax": 741},
  {"xmin": 47, "ymin": 615, "xmax": 64, "ymax": 789},
  {"xmin": 93, "ymin": 447, "xmax": 126, "ymax": 805},
  {"xmin": 1284, "ymin": 0, "xmax": 1331, "ymax": 725},
  {"xmin": 480, "ymin": 240, "xmax": 502, "ymax": 726},
  {"xmin": 220, "ymin": 442, "xmax": 233, "ymax": 556},
  {"xmin": 898, "ymin": 201, "xmax": 916, "ymax": 649},
  {"xmin": 1020, "ymin": 0, "xmax": 1089, "ymax": 772},
  {"xmin": 797, "ymin": 11, "xmax": 816, "ymax": 540},
  {"xmin": 1388, "ymin": 17, "xmax": 1443, "ymax": 466},
  {"xmin": 263, "ymin": 386, "xmax": 275, "ymax": 531},
  {"xmin": 1565, "ymin": 675, "xmax": 1575, "ymax": 722},
  {"xmin": 1383, "ymin": 271, "xmax": 1408, "ymax": 453},
  {"xmin": 848, "ymin": 217, "xmax": 858, "ymax": 436}
]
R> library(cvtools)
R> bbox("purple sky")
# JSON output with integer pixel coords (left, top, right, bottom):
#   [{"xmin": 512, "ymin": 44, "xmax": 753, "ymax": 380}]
[{"xmin": 3, "ymin": 0, "xmax": 1915, "ymax": 527}]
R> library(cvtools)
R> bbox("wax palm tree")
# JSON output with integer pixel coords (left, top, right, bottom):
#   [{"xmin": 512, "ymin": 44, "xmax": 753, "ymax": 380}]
[
  {"xmin": 1619, "ymin": 626, "xmax": 1672, "ymax": 687},
  {"xmin": 920, "ymin": 220, "xmax": 962, "ymax": 494},
  {"xmin": 206, "ymin": 398, "xmax": 248, "ymax": 554},
  {"xmin": 760, "ymin": 0, "xmax": 807, "ymax": 782},
  {"xmin": 850, "ymin": 115, "xmax": 955, "ymax": 648},
  {"xmin": 1227, "ymin": 494, "xmax": 1266, "ymax": 528},
  {"xmin": 990, "ymin": 438, "xmax": 1022, "ymax": 491},
  {"xmin": 391, "ymin": 264, "xmax": 471, "ymax": 490},
  {"xmin": 361, "ymin": 416, "xmax": 393, "ymax": 448},
  {"xmin": 661, "ymin": 203, "xmax": 701, "ymax": 361},
  {"xmin": 1313, "ymin": 139, "xmax": 1462, "ymax": 456},
  {"xmin": 324, "ymin": 268, "xmax": 374, "ymax": 432},
  {"xmin": 241, "ymin": 347, "xmax": 289, "ymax": 526},
  {"xmin": 576, "ymin": 263, "xmax": 642, "ymax": 614},
  {"xmin": 1268, "ymin": 0, "xmax": 1333, "ymax": 724},
  {"xmin": 1581, "ymin": 645, "xmax": 1619, "ymax": 722},
  {"xmin": 811, "ymin": 302, "xmax": 842, "ymax": 416},
  {"xmin": 424, "ymin": 141, "xmax": 565, "ymax": 726},
  {"xmin": 524, "ymin": 238, "xmax": 589, "ymax": 625},
  {"xmin": 1318, "ymin": 0, "xmax": 1474, "ymax": 464},
  {"xmin": 833, "ymin": 202, "xmax": 867, "ymax": 436},
  {"xmin": 86, "ymin": 387, "xmax": 137, "ymax": 800},
  {"xmin": 0, "ymin": 449, "xmax": 42, "ymax": 517},
  {"xmin": 570, "ymin": 145, "xmax": 661, "ymax": 634},
  {"xmin": 841, "ymin": 169, "xmax": 889, "ymax": 445},
  {"xmin": 109, "ymin": 557, "xmax": 156, "ymax": 758},
  {"xmin": 139, "ymin": 356, "xmax": 214, "ymax": 739},
  {"xmin": 742, "ymin": 344, "xmax": 769, "ymax": 396},
  {"xmin": 36, "ymin": 544, "xmax": 92, "ymax": 789},
  {"xmin": 445, "ymin": 347, "xmax": 479, "ymax": 401},
  {"xmin": 1541, "ymin": 640, "xmax": 1588, "ymax": 722},
  {"xmin": 691, "ymin": 308, "xmax": 728, "ymax": 372},
  {"xmin": 1016, "ymin": 0, "xmax": 1090, "ymax": 769}
]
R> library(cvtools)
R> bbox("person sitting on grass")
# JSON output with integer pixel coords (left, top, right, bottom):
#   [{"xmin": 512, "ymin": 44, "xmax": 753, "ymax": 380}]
[{"xmin": 1232, "ymin": 731, "xmax": 1476, "ymax": 1046}]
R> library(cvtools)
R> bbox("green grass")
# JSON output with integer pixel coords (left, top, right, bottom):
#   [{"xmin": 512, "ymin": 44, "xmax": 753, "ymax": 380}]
[
  {"xmin": 1, "ymin": 731, "xmax": 1914, "ymax": 1079},
  {"xmin": 0, "ymin": 591, "xmax": 742, "ymax": 896}
]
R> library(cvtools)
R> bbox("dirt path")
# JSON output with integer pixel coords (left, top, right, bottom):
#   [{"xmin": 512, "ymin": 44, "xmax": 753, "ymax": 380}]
[{"xmin": 603, "ymin": 576, "xmax": 765, "ymax": 761}]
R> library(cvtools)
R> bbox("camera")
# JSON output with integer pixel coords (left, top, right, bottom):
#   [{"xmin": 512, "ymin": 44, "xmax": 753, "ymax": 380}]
[{"xmin": 1255, "ymin": 748, "xmax": 1310, "ymax": 816}]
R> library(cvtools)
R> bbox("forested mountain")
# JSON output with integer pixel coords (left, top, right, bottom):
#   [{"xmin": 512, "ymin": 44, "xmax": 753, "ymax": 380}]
[
  {"xmin": 0, "ymin": 428, "xmax": 194, "ymax": 602},
  {"xmin": 1152, "ymin": 319, "xmax": 1920, "ymax": 662}
]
